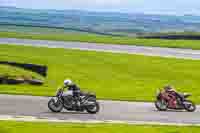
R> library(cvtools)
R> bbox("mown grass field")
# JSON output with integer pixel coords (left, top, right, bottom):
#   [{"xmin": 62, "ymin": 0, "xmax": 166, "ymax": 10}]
[
  {"xmin": 1, "ymin": 44, "xmax": 200, "ymax": 102},
  {"xmin": 1, "ymin": 31, "xmax": 200, "ymax": 49},
  {"xmin": 0, "ymin": 121, "xmax": 199, "ymax": 133}
]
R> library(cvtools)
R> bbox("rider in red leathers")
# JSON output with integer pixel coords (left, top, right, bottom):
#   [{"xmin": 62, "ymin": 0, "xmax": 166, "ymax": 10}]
[{"xmin": 163, "ymin": 85, "xmax": 183, "ymax": 108}]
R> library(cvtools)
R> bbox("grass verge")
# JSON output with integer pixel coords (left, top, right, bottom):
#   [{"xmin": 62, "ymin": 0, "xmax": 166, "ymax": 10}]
[
  {"xmin": 0, "ymin": 121, "xmax": 199, "ymax": 133},
  {"xmin": 1, "ymin": 44, "xmax": 200, "ymax": 102},
  {"xmin": 1, "ymin": 31, "xmax": 200, "ymax": 49}
]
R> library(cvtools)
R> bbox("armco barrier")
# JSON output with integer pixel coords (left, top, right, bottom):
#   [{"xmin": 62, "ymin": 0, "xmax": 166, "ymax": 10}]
[{"xmin": 0, "ymin": 61, "xmax": 47, "ymax": 77}]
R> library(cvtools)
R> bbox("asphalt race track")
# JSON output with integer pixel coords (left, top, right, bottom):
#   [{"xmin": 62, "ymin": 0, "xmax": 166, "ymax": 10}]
[
  {"xmin": 1, "ymin": 38, "xmax": 200, "ymax": 60},
  {"xmin": 0, "ymin": 95, "xmax": 199, "ymax": 125},
  {"xmin": 0, "ymin": 38, "xmax": 200, "ymax": 125}
]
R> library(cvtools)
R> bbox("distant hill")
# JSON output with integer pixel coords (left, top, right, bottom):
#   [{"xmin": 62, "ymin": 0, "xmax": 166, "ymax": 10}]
[{"xmin": 1, "ymin": 6, "xmax": 200, "ymax": 36}]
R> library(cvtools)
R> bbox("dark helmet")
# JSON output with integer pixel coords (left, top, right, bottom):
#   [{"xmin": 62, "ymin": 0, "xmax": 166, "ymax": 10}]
[{"xmin": 164, "ymin": 85, "xmax": 173, "ymax": 91}]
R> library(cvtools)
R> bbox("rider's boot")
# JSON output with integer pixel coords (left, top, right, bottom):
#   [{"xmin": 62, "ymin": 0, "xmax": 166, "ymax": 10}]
[{"xmin": 74, "ymin": 97, "xmax": 83, "ymax": 111}]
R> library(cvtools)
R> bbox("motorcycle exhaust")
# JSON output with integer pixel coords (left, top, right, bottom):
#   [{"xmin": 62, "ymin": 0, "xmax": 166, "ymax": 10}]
[{"xmin": 84, "ymin": 101, "xmax": 96, "ymax": 107}]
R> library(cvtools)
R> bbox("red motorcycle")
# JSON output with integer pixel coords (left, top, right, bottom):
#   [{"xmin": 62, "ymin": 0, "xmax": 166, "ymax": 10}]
[{"xmin": 155, "ymin": 89, "xmax": 196, "ymax": 112}]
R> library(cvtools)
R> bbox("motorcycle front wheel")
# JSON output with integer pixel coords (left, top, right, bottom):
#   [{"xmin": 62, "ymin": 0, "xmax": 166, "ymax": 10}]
[
  {"xmin": 155, "ymin": 99, "xmax": 167, "ymax": 111},
  {"xmin": 48, "ymin": 97, "xmax": 63, "ymax": 113}
]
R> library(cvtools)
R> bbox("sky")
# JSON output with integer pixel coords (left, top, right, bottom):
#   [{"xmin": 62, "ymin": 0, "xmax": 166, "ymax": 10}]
[{"xmin": 1, "ymin": 0, "xmax": 200, "ymax": 15}]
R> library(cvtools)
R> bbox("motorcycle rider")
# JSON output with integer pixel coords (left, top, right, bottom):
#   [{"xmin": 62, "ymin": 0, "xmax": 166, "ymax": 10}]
[
  {"xmin": 163, "ymin": 85, "xmax": 184, "ymax": 104},
  {"xmin": 62, "ymin": 79, "xmax": 81, "ymax": 109}
]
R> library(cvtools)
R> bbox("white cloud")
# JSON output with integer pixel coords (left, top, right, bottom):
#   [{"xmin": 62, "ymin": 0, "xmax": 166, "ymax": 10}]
[
  {"xmin": 0, "ymin": 0, "xmax": 200, "ymax": 15},
  {"xmin": 0, "ymin": 0, "xmax": 15, "ymax": 6}
]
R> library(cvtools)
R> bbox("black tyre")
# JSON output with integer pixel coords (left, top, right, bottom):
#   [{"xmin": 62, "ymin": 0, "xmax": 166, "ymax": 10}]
[
  {"xmin": 48, "ymin": 98, "xmax": 63, "ymax": 113},
  {"xmin": 183, "ymin": 100, "xmax": 196, "ymax": 112},
  {"xmin": 155, "ymin": 100, "xmax": 167, "ymax": 111},
  {"xmin": 86, "ymin": 101, "xmax": 100, "ymax": 114}
]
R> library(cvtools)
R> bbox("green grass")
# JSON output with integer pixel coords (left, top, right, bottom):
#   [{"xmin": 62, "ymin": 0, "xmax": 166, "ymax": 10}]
[
  {"xmin": 0, "ymin": 64, "xmax": 43, "ymax": 80},
  {"xmin": 0, "ymin": 121, "xmax": 199, "ymax": 133},
  {"xmin": 1, "ymin": 44, "xmax": 200, "ymax": 102},
  {"xmin": 1, "ymin": 31, "xmax": 200, "ymax": 49}
]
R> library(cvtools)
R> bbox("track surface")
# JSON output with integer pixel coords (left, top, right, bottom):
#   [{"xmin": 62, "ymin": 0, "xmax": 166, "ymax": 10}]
[
  {"xmin": 1, "ymin": 38, "xmax": 200, "ymax": 59},
  {"xmin": 0, "ymin": 95, "xmax": 199, "ymax": 124},
  {"xmin": 0, "ymin": 38, "xmax": 200, "ymax": 125}
]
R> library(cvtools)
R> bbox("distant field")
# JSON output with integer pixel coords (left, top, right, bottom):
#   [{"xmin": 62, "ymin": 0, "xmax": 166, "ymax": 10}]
[
  {"xmin": 1, "ymin": 44, "xmax": 200, "ymax": 102},
  {"xmin": 0, "ymin": 121, "xmax": 199, "ymax": 133},
  {"xmin": 1, "ymin": 31, "xmax": 200, "ymax": 49}
]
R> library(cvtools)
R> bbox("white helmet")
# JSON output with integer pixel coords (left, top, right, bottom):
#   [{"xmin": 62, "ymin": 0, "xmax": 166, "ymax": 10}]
[{"xmin": 64, "ymin": 79, "xmax": 72, "ymax": 86}]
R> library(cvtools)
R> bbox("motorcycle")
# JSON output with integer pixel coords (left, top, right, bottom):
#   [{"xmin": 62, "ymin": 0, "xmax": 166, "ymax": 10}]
[
  {"xmin": 48, "ymin": 88, "xmax": 100, "ymax": 114},
  {"xmin": 155, "ymin": 89, "xmax": 196, "ymax": 112}
]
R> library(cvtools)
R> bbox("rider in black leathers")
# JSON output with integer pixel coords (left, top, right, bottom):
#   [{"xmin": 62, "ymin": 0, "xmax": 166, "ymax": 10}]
[{"xmin": 63, "ymin": 79, "xmax": 81, "ymax": 109}]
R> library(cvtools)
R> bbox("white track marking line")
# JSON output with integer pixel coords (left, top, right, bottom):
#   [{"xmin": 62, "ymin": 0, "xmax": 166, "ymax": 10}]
[{"xmin": 0, "ymin": 115, "xmax": 199, "ymax": 126}]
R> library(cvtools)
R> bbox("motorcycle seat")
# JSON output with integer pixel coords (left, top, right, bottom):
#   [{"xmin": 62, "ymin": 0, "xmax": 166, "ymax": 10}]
[{"xmin": 183, "ymin": 93, "xmax": 191, "ymax": 98}]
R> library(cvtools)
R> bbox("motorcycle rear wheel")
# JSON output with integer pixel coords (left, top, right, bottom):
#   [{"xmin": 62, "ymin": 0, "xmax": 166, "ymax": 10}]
[
  {"xmin": 183, "ymin": 100, "xmax": 196, "ymax": 112},
  {"xmin": 86, "ymin": 101, "xmax": 100, "ymax": 114}
]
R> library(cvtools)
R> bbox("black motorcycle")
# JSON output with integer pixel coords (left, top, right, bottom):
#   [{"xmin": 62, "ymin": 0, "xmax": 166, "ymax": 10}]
[{"xmin": 48, "ymin": 88, "xmax": 100, "ymax": 114}]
